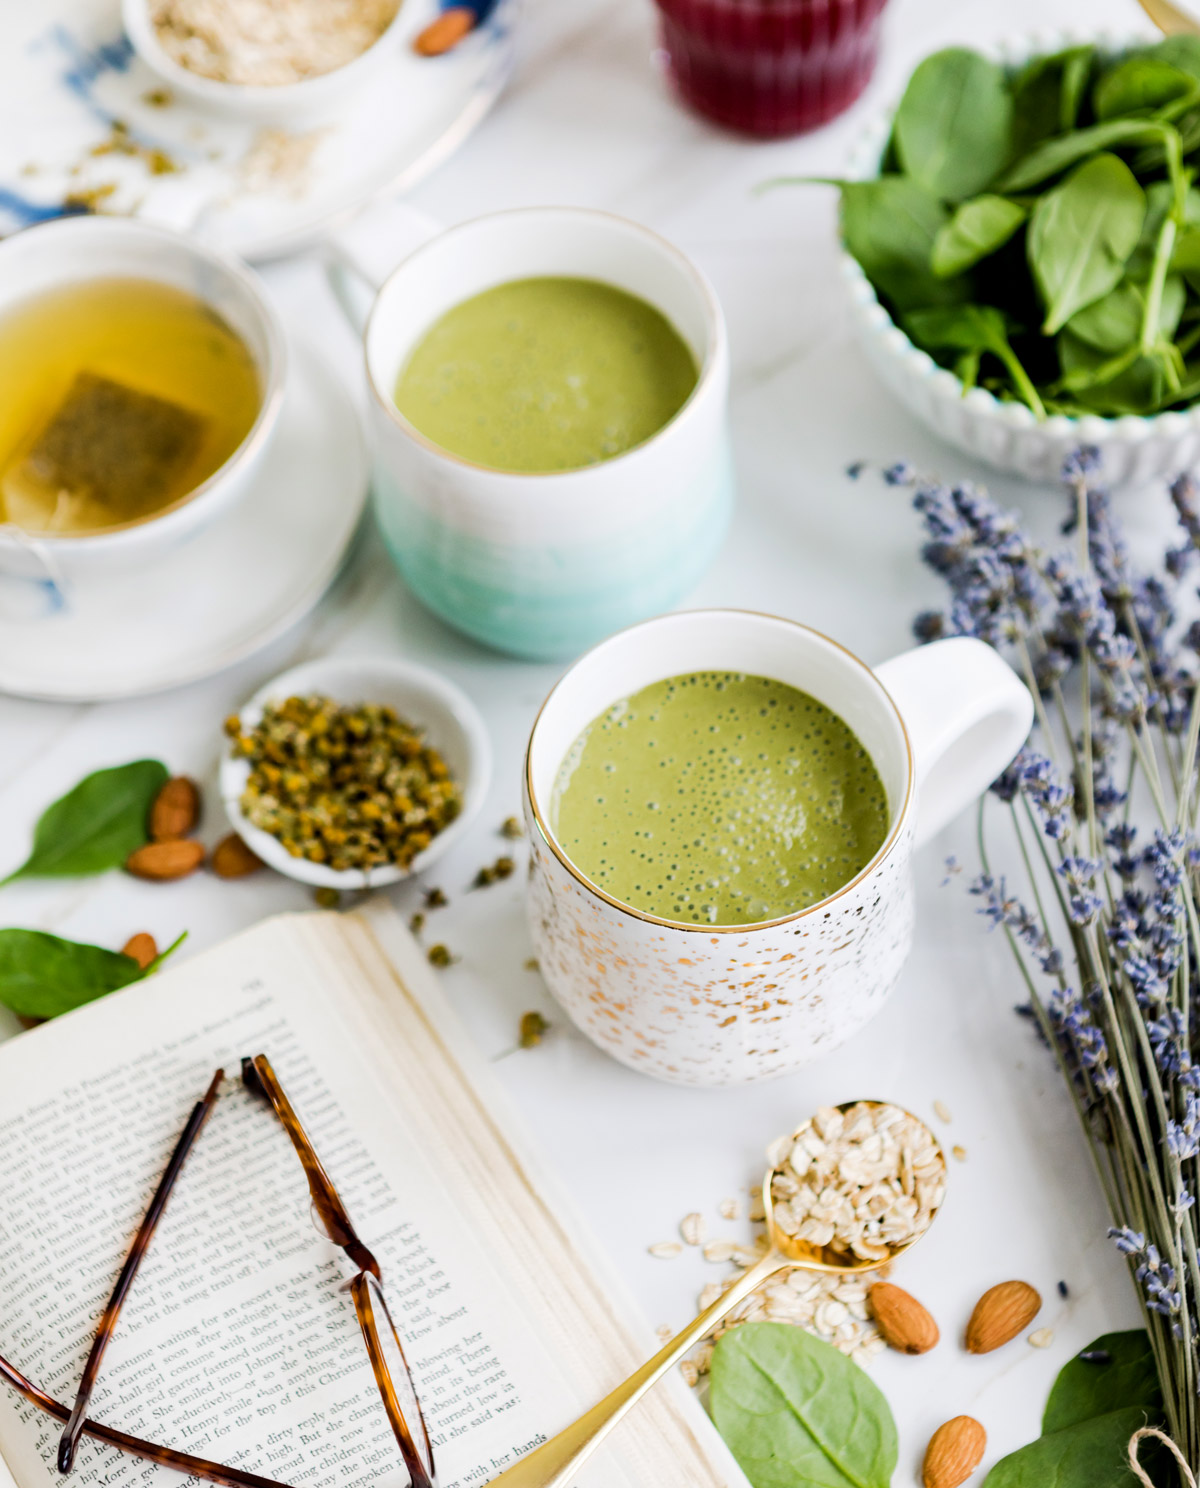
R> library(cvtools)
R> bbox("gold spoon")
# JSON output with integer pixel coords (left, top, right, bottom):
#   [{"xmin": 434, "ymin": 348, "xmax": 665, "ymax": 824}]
[
  {"xmin": 487, "ymin": 1101, "xmax": 945, "ymax": 1488},
  {"xmin": 1137, "ymin": 0, "xmax": 1200, "ymax": 35}
]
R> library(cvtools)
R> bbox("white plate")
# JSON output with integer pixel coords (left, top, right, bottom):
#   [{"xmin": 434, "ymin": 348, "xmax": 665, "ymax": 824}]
[
  {"xmin": 0, "ymin": 0, "xmax": 518, "ymax": 261},
  {"xmin": 0, "ymin": 342, "xmax": 368, "ymax": 701}
]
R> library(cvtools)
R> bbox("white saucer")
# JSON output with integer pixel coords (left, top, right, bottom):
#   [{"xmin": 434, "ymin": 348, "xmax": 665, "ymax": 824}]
[
  {"xmin": 0, "ymin": 342, "xmax": 368, "ymax": 702},
  {"xmin": 1, "ymin": 0, "xmax": 518, "ymax": 261}
]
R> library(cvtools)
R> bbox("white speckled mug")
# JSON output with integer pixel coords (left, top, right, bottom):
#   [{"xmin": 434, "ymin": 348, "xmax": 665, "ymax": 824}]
[{"xmin": 523, "ymin": 610, "xmax": 1033, "ymax": 1086}]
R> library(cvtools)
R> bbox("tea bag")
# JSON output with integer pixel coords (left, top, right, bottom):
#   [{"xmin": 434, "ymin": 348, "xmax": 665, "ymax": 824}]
[{"xmin": 1, "ymin": 372, "xmax": 205, "ymax": 533}]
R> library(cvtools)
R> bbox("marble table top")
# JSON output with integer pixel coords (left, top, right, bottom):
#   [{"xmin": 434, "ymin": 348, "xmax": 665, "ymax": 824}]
[{"xmin": 0, "ymin": 0, "xmax": 1164, "ymax": 1474}]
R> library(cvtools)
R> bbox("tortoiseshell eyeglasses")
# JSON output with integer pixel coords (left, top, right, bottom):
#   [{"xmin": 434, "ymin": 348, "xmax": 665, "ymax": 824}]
[{"xmin": 0, "ymin": 1054, "xmax": 435, "ymax": 1488}]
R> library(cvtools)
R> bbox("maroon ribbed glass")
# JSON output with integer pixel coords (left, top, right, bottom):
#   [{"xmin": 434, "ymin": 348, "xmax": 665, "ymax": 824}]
[{"xmin": 654, "ymin": 0, "xmax": 890, "ymax": 138}]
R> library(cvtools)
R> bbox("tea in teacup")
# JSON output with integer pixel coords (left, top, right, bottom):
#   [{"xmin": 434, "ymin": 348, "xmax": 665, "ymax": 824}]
[
  {"xmin": 551, "ymin": 670, "xmax": 889, "ymax": 927},
  {"xmin": 392, "ymin": 276, "xmax": 698, "ymax": 473},
  {"xmin": 0, "ymin": 277, "xmax": 260, "ymax": 535}
]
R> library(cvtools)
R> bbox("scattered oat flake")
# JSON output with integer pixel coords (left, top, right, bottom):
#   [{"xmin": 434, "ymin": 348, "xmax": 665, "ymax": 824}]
[
  {"xmin": 952, "ymin": 1144, "xmax": 968, "ymax": 1161},
  {"xmin": 1029, "ymin": 1328, "xmax": 1054, "ymax": 1349},
  {"xmin": 648, "ymin": 1242, "xmax": 682, "ymax": 1259},
  {"xmin": 933, "ymin": 1100, "xmax": 952, "ymax": 1123},
  {"xmin": 679, "ymin": 1360, "xmax": 699, "ymax": 1387},
  {"xmin": 680, "ymin": 1213, "xmax": 706, "ymax": 1246},
  {"xmin": 702, "ymin": 1241, "xmax": 735, "ymax": 1263},
  {"xmin": 655, "ymin": 1324, "xmax": 673, "ymax": 1345},
  {"xmin": 719, "ymin": 1197, "xmax": 740, "ymax": 1220}
]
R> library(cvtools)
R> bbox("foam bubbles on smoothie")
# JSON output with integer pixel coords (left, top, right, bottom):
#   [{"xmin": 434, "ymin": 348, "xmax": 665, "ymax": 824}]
[{"xmin": 551, "ymin": 672, "xmax": 889, "ymax": 927}]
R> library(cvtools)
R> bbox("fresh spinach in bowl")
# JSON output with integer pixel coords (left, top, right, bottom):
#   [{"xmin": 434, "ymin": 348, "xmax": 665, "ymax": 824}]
[{"xmin": 793, "ymin": 40, "xmax": 1200, "ymax": 420}]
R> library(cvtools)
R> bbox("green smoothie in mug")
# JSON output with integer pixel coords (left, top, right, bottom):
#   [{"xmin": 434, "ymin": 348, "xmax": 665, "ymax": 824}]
[
  {"xmin": 392, "ymin": 276, "xmax": 698, "ymax": 473},
  {"xmin": 551, "ymin": 671, "xmax": 889, "ymax": 927}
]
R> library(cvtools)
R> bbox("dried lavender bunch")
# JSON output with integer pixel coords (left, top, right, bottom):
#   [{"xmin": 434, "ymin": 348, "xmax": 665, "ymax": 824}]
[{"xmin": 899, "ymin": 449, "xmax": 1200, "ymax": 1466}]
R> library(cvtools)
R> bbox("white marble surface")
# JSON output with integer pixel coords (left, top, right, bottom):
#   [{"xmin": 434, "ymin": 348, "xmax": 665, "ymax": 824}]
[{"xmin": 0, "ymin": 0, "xmax": 1168, "ymax": 1475}]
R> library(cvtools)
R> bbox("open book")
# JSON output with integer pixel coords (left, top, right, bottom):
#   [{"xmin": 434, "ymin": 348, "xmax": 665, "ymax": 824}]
[{"xmin": 0, "ymin": 904, "xmax": 739, "ymax": 1488}]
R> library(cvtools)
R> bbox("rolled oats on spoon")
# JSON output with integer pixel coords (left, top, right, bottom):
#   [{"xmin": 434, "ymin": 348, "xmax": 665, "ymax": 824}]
[{"xmin": 685, "ymin": 1100, "xmax": 947, "ymax": 1372}]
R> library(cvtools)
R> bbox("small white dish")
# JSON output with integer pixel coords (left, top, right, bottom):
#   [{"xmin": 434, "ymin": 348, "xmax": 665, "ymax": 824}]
[
  {"xmin": 844, "ymin": 28, "xmax": 1200, "ymax": 487},
  {"xmin": 122, "ymin": 0, "xmax": 410, "ymax": 124},
  {"xmin": 0, "ymin": 341, "xmax": 367, "ymax": 701},
  {"xmin": 220, "ymin": 656, "xmax": 492, "ymax": 889},
  {"xmin": 2, "ymin": 0, "xmax": 519, "ymax": 261}
]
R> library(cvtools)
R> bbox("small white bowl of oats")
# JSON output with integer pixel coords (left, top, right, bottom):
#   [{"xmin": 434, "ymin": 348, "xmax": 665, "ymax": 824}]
[{"xmin": 123, "ymin": 0, "xmax": 409, "ymax": 123}]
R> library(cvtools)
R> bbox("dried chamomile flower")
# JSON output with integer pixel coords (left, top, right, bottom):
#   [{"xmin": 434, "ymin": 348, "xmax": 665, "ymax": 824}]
[
  {"xmin": 474, "ymin": 855, "xmax": 516, "ymax": 888},
  {"xmin": 500, "ymin": 816, "xmax": 523, "ymax": 839},
  {"xmin": 519, "ymin": 1011, "xmax": 549, "ymax": 1048},
  {"xmin": 427, "ymin": 943, "xmax": 456, "ymax": 968},
  {"xmin": 230, "ymin": 694, "xmax": 460, "ymax": 874}
]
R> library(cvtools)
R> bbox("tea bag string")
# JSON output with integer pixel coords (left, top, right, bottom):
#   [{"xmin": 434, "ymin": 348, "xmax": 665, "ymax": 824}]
[
  {"xmin": 1128, "ymin": 1427, "xmax": 1197, "ymax": 1487},
  {"xmin": 0, "ymin": 524, "xmax": 67, "ymax": 614}
]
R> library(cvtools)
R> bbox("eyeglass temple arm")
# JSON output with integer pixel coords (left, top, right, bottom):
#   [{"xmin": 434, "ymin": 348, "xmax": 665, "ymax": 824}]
[
  {"xmin": 242, "ymin": 1056, "xmax": 381, "ymax": 1279},
  {"xmin": 2, "ymin": 1345, "xmax": 295, "ymax": 1488},
  {"xmin": 57, "ymin": 1070, "xmax": 225, "ymax": 1474}
]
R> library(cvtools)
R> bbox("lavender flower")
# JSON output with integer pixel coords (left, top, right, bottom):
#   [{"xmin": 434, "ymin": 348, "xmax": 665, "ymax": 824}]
[{"xmin": 910, "ymin": 448, "xmax": 1200, "ymax": 1460}]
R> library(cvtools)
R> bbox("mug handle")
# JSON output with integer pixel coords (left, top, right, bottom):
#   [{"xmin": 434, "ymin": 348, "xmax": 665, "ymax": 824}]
[
  {"xmin": 873, "ymin": 636, "xmax": 1033, "ymax": 851},
  {"xmin": 323, "ymin": 199, "xmax": 445, "ymax": 334}
]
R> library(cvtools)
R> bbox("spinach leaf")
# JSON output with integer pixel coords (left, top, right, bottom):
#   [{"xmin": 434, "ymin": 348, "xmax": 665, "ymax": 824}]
[
  {"xmin": 2, "ymin": 759, "xmax": 168, "ymax": 885},
  {"xmin": 999, "ymin": 118, "xmax": 1170, "ymax": 192},
  {"xmin": 1057, "ymin": 332, "xmax": 1173, "ymax": 415},
  {"xmin": 1173, "ymin": 227, "xmax": 1200, "ymax": 294},
  {"xmin": 1068, "ymin": 275, "xmax": 1185, "ymax": 351},
  {"xmin": 933, "ymin": 195, "xmax": 1028, "ymax": 278},
  {"xmin": 0, "ymin": 930, "xmax": 146, "ymax": 1019},
  {"xmin": 906, "ymin": 305, "xmax": 1046, "ymax": 416},
  {"xmin": 709, "ymin": 1322, "xmax": 896, "ymax": 1488},
  {"xmin": 984, "ymin": 1406, "xmax": 1160, "ymax": 1488},
  {"xmin": 1129, "ymin": 181, "xmax": 1200, "ymax": 276},
  {"xmin": 1094, "ymin": 56, "xmax": 1197, "ymax": 120},
  {"xmin": 1011, "ymin": 47, "xmax": 1095, "ymax": 155},
  {"xmin": 894, "ymin": 48, "xmax": 1013, "ymax": 201},
  {"xmin": 1043, "ymin": 1331, "xmax": 1162, "ymax": 1435},
  {"xmin": 1029, "ymin": 153, "xmax": 1146, "ymax": 333},
  {"xmin": 839, "ymin": 178, "xmax": 962, "ymax": 313},
  {"xmin": 1147, "ymin": 34, "xmax": 1200, "ymax": 82}
]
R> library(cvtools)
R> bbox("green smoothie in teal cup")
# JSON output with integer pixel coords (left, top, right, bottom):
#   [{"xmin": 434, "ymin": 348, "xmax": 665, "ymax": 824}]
[
  {"xmin": 551, "ymin": 671, "xmax": 889, "ymax": 927},
  {"xmin": 392, "ymin": 276, "xmax": 698, "ymax": 473}
]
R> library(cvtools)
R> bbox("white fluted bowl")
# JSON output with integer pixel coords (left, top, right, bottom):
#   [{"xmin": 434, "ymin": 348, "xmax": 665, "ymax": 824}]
[{"xmin": 844, "ymin": 28, "xmax": 1200, "ymax": 487}]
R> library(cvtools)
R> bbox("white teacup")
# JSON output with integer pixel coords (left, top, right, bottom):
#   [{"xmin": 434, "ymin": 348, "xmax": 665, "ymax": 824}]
[
  {"xmin": 523, "ymin": 609, "xmax": 1033, "ymax": 1086},
  {"xmin": 0, "ymin": 217, "xmax": 285, "ymax": 598},
  {"xmin": 330, "ymin": 204, "xmax": 732, "ymax": 661}
]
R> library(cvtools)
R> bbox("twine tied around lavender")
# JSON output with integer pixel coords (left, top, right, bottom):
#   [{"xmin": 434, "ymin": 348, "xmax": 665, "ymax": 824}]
[{"xmin": 1129, "ymin": 1426, "xmax": 1197, "ymax": 1487}]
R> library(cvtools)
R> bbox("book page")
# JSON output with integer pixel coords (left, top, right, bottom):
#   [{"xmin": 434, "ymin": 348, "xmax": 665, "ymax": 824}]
[{"xmin": 0, "ymin": 918, "xmax": 669, "ymax": 1488}]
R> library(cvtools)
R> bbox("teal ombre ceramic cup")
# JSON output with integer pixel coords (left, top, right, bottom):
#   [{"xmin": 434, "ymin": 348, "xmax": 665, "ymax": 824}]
[{"xmin": 335, "ymin": 206, "xmax": 732, "ymax": 661}]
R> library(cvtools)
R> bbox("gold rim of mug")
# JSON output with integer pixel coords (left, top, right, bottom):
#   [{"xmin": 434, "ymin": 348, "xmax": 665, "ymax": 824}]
[
  {"xmin": 0, "ymin": 217, "xmax": 286, "ymax": 544},
  {"xmin": 523, "ymin": 608, "xmax": 916, "ymax": 935},
  {"xmin": 361, "ymin": 204, "xmax": 725, "ymax": 478}
]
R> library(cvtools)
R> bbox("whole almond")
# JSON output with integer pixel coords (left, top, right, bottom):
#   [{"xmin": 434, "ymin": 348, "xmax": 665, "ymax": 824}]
[
  {"xmin": 966, "ymin": 1280, "xmax": 1041, "ymax": 1354},
  {"xmin": 211, "ymin": 832, "xmax": 264, "ymax": 880},
  {"xmin": 868, "ymin": 1282, "xmax": 940, "ymax": 1355},
  {"xmin": 413, "ymin": 6, "xmax": 476, "ymax": 55},
  {"xmin": 923, "ymin": 1416, "xmax": 986, "ymax": 1488},
  {"xmin": 126, "ymin": 839, "xmax": 205, "ymax": 881},
  {"xmin": 149, "ymin": 776, "xmax": 200, "ymax": 841},
  {"xmin": 121, "ymin": 932, "xmax": 158, "ymax": 970}
]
